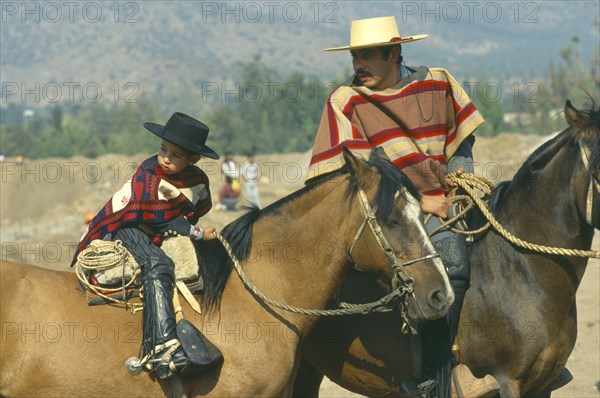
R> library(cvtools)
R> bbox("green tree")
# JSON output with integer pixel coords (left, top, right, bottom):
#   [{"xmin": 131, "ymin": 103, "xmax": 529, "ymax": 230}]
[
  {"xmin": 210, "ymin": 55, "xmax": 334, "ymax": 155},
  {"xmin": 471, "ymin": 81, "xmax": 505, "ymax": 136},
  {"xmin": 0, "ymin": 124, "xmax": 37, "ymax": 157}
]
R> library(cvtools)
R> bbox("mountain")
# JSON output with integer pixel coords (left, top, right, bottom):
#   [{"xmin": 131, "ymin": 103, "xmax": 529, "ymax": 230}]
[{"xmin": 1, "ymin": 0, "xmax": 598, "ymax": 112}]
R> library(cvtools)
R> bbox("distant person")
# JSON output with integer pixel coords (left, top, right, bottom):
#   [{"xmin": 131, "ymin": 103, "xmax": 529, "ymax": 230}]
[
  {"xmin": 241, "ymin": 153, "xmax": 261, "ymax": 207},
  {"xmin": 71, "ymin": 112, "xmax": 222, "ymax": 380},
  {"xmin": 220, "ymin": 151, "xmax": 239, "ymax": 182},
  {"xmin": 219, "ymin": 175, "xmax": 240, "ymax": 211}
]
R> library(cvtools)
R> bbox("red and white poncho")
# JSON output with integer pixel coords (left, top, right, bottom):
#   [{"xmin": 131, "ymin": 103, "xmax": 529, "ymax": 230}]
[
  {"xmin": 71, "ymin": 155, "xmax": 211, "ymax": 266},
  {"xmin": 307, "ymin": 67, "xmax": 484, "ymax": 195}
]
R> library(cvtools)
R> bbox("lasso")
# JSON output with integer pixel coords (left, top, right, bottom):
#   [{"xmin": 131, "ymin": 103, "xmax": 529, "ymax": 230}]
[{"xmin": 434, "ymin": 173, "xmax": 600, "ymax": 259}]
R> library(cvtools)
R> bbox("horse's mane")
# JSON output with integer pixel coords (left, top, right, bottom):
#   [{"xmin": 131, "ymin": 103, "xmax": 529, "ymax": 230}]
[
  {"xmin": 511, "ymin": 130, "xmax": 572, "ymax": 188},
  {"xmin": 512, "ymin": 103, "xmax": 600, "ymax": 188},
  {"xmin": 468, "ymin": 103, "xmax": 600, "ymax": 231},
  {"xmin": 196, "ymin": 155, "xmax": 419, "ymax": 314},
  {"xmin": 346, "ymin": 155, "xmax": 421, "ymax": 218}
]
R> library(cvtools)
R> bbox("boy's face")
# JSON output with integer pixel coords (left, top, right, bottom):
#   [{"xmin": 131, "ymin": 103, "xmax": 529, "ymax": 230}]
[{"xmin": 158, "ymin": 139, "xmax": 200, "ymax": 174}]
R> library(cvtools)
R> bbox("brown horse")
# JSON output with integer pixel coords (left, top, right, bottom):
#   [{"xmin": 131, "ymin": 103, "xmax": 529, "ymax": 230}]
[
  {"xmin": 0, "ymin": 150, "xmax": 453, "ymax": 397},
  {"xmin": 293, "ymin": 101, "xmax": 600, "ymax": 397}
]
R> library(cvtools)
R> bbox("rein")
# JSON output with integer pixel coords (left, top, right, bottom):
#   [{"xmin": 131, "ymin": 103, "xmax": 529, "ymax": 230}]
[{"xmin": 214, "ymin": 186, "xmax": 435, "ymax": 332}]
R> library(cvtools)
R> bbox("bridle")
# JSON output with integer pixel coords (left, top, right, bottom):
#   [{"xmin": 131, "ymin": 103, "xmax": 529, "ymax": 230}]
[
  {"xmin": 348, "ymin": 186, "xmax": 440, "ymax": 292},
  {"xmin": 578, "ymin": 139, "xmax": 600, "ymax": 226}
]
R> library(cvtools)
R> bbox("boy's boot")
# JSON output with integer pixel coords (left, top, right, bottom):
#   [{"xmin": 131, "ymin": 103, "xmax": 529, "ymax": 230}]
[{"xmin": 141, "ymin": 257, "xmax": 187, "ymax": 379}]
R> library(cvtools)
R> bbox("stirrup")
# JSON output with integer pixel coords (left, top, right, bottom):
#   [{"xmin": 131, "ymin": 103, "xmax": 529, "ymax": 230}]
[
  {"xmin": 417, "ymin": 379, "xmax": 437, "ymax": 398},
  {"xmin": 148, "ymin": 339, "xmax": 183, "ymax": 379},
  {"xmin": 129, "ymin": 339, "xmax": 182, "ymax": 379}
]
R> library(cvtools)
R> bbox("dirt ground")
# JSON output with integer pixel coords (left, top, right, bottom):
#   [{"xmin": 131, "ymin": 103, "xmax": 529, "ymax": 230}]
[{"xmin": 1, "ymin": 133, "xmax": 598, "ymax": 397}]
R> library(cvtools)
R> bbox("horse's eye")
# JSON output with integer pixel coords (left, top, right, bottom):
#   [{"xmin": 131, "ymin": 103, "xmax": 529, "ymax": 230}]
[{"xmin": 387, "ymin": 218, "xmax": 403, "ymax": 227}]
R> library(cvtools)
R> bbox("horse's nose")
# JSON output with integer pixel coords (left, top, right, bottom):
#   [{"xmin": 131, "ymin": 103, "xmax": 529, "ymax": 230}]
[{"xmin": 427, "ymin": 289, "xmax": 448, "ymax": 312}]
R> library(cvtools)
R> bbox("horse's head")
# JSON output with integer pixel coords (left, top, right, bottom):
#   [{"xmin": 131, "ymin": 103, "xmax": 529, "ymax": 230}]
[
  {"xmin": 341, "ymin": 148, "xmax": 454, "ymax": 322},
  {"xmin": 565, "ymin": 100, "xmax": 600, "ymax": 230}
]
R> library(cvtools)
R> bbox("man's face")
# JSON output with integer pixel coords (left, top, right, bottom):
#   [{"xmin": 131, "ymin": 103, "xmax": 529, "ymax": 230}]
[{"xmin": 351, "ymin": 47, "xmax": 398, "ymax": 90}]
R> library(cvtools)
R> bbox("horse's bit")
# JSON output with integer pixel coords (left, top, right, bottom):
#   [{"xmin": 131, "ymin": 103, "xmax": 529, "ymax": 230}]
[{"xmin": 348, "ymin": 186, "xmax": 440, "ymax": 293}]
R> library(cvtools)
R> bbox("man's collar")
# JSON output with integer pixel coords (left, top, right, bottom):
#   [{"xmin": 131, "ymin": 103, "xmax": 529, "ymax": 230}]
[{"xmin": 399, "ymin": 65, "xmax": 410, "ymax": 79}]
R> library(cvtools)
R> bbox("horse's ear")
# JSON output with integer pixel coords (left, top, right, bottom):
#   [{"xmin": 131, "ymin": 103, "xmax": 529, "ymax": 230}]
[
  {"xmin": 343, "ymin": 147, "xmax": 374, "ymax": 185},
  {"xmin": 368, "ymin": 147, "xmax": 382, "ymax": 162},
  {"xmin": 565, "ymin": 100, "xmax": 589, "ymax": 132}
]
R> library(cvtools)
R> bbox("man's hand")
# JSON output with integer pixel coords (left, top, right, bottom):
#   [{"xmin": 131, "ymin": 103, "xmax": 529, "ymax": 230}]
[
  {"xmin": 420, "ymin": 194, "xmax": 450, "ymax": 218},
  {"xmin": 445, "ymin": 167, "xmax": 464, "ymax": 188}
]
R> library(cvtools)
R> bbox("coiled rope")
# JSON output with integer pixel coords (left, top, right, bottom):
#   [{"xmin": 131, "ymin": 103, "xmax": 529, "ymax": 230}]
[
  {"xmin": 75, "ymin": 240, "xmax": 142, "ymax": 311},
  {"xmin": 440, "ymin": 172, "xmax": 600, "ymax": 259}
]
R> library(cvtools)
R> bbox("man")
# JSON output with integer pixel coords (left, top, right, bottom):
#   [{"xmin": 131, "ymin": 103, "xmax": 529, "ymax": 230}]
[{"xmin": 306, "ymin": 16, "xmax": 500, "ymax": 398}]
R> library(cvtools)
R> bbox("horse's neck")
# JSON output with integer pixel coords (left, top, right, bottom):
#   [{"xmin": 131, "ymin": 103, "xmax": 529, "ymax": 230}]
[
  {"xmin": 474, "ymin": 145, "xmax": 593, "ymax": 305},
  {"xmin": 498, "ymin": 147, "xmax": 592, "ymax": 255},
  {"xmin": 238, "ymin": 183, "xmax": 353, "ymax": 326}
]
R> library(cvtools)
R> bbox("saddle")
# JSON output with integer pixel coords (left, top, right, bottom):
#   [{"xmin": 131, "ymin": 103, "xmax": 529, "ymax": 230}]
[
  {"xmin": 76, "ymin": 236, "xmax": 223, "ymax": 382},
  {"xmin": 76, "ymin": 236, "xmax": 203, "ymax": 307}
]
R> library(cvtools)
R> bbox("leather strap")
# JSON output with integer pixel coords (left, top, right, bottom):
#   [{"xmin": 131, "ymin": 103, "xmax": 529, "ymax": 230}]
[{"xmin": 176, "ymin": 280, "xmax": 202, "ymax": 315}]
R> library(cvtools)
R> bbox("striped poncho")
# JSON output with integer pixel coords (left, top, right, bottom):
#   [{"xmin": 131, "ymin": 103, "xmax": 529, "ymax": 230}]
[
  {"xmin": 71, "ymin": 156, "xmax": 212, "ymax": 266},
  {"xmin": 306, "ymin": 67, "xmax": 484, "ymax": 195}
]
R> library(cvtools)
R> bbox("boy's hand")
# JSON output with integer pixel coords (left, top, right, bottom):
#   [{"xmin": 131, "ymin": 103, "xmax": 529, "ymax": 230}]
[
  {"xmin": 190, "ymin": 225, "xmax": 217, "ymax": 240},
  {"xmin": 202, "ymin": 227, "xmax": 216, "ymax": 240}
]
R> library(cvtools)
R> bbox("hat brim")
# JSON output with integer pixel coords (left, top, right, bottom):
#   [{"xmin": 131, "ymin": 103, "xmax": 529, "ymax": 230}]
[
  {"xmin": 144, "ymin": 122, "xmax": 220, "ymax": 160},
  {"xmin": 323, "ymin": 34, "xmax": 428, "ymax": 52}
]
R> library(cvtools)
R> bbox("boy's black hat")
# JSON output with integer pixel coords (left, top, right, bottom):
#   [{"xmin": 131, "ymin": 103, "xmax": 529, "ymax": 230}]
[{"xmin": 144, "ymin": 112, "xmax": 220, "ymax": 159}]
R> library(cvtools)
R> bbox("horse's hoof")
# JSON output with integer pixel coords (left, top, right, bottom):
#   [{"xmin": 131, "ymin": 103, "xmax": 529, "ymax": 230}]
[{"xmin": 548, "ymin": 367, "xmax": 573, "ymax": 391}]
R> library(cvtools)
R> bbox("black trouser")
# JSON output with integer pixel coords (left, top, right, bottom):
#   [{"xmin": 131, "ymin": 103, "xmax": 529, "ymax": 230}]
[
  {"xmin": 421, "ymin": 233, "xmax": 470, "ymax": 380},
  {"xmin": 113, "ymin": 226, "xmax": 177, "ymax": 356}
]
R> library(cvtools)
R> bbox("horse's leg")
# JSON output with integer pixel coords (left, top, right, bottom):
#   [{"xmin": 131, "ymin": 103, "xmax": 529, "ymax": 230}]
[
  {"xmin": 496, "ymin": 375, "xmax": 520, "ymax": 398},
  {"xmin": 291, "ymin": 359, "xmax": 325, "ymax": 398}
]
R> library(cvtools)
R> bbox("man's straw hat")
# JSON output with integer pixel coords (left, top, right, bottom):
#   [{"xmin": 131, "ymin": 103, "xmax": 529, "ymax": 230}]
[{"xmin": 324, "ymin": 16, "xmax": 427, "ymax": 52}]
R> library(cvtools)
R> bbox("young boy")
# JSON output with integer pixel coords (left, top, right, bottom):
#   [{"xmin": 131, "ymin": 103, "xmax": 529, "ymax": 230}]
[{"xmin": 72, "ymin": 112, "xmax": 220, "ymax": 379}]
